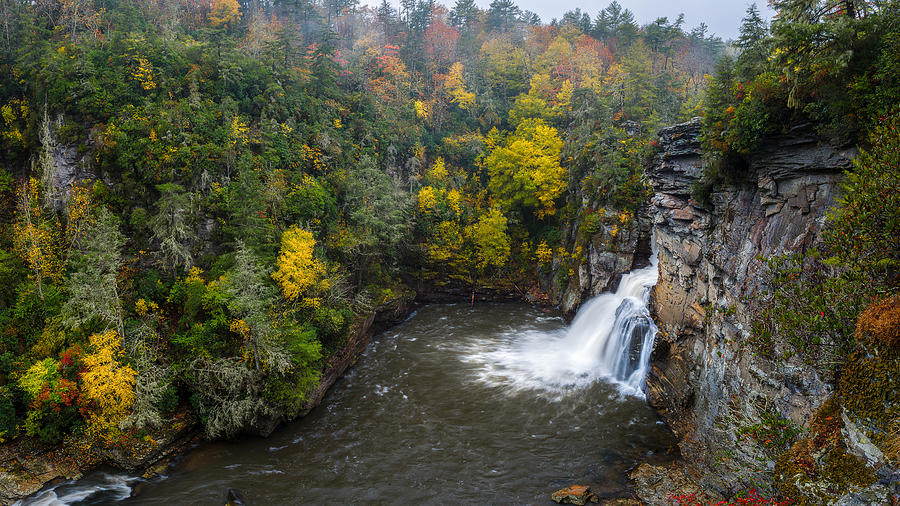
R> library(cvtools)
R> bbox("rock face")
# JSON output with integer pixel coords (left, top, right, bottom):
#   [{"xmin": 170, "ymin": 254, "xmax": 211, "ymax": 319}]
[
  {"xmin": 645, "ymin": 118, "xmax": 854, "ymax": 491},
  {"xmin": 545, "ymin": 207, "xmax": 652, "ymax": 318}
]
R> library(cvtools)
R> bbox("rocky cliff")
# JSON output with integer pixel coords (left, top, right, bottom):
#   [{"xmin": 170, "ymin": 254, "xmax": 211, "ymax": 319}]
[{"xmin": 643, "ymin": 118, "xmax": 877, "ymax": 497}]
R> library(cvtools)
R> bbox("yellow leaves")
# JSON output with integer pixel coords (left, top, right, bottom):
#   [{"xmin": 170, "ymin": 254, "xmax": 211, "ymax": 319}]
[
  {"xmin": 135, "ymin": 298, "xmax": 159, "ymax": 317},
  {"xmin": 485, "ymin": 118, "xmax": 567, "ymax": 219},
  {"xmin": 18, "ymin": 358, "xmax": 60, "ymax": 401},
  {"xmin": 230, "ymin": 116, "xmax": 250, "ymax": 147},
  {"xmin": 445, "ymin": 62, "xmax": 476, "ymax": 110},
  {"xmin": 465, "ymin": 207, "xmax": 510, "ymax": 270},
  {"xmin": 414, "ymin": 100, "xmax": 430, "ymax": 120},
  {"xmin": 300, "ymin": 297, "xmax": 322, "ymax": 309},
  {"xmin": 131, "ymin": 57, "xmax": 156, "ymax": 90},
  {"xmin": 185, "ymin": 266, "xmax": 205, "ymax": 285},
  {"xmin": 556, "ymin": 79, "xmax": 575, "ymax": 111},
  {"xmin": 426, "ymin": 220, "xmax": 464, "ymax": 263},
  {"xmin": 418, "ymin": 186, "xmax": 439, "ymax": 213},
  {"xmin": 272, "ymin": 226, "xmax": 329, "ymax": 301},
  {"xmin": 230, "ymin": 318, "xmax": 251, "ymax": 339},
  {"xmin": 81, "ymin": 331, "xmax": 137, "ymax": 442},
  {"xmin": 13, "ymin": 178, "xmax": 63, "ymax": 292},
  {"xmin": 446, "ymin": 189, "xmax": 462, "ymax": 217},
  {"xmin": 427, "ymin": 157, "xmax": 448, "ymax": 181},
  {"xmin": 65, "ymin": 185, "xmax": 94, "ymax": 244},
  {"xmin": 208, "ymin": 0, "xmax": 242, "ymax": 28},
  {"xmin": 299, "ymin": 144, "xmax": 327, "ymax": 173},
  {"xmin": 1, "ymin": 98, "xmax": 29, "ymax": 146},
  {"xmin": 536, "ymin": 240, "xmax": 553, "ymax": 265}
]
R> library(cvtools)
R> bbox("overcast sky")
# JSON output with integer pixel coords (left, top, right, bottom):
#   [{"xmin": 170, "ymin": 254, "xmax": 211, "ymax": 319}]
[{"xmin": 369, "ymin": 1, "xmax": 776, "ymax": 41}]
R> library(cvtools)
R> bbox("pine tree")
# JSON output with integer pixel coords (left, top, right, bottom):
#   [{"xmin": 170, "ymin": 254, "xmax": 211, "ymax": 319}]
[
  {"xmin": 735, "ymin": 3, "xmax": 769, "ymax": 80},
  {"xmin": 61, "ymin": 207, "xmax": 125, "ymax": 337},
  {"xmin": 150, "ymin": 183, "xmax": 196, "ymax": 278}
]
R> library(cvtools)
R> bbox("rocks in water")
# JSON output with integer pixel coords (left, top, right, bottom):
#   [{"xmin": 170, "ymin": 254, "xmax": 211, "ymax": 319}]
[
  {"xmin": 551, "ymin": 485, "xmax": 598, "ymax": 505},
  {"xmin": 225, "ymin": 488, "xmax": 247, "ymax": 505}
]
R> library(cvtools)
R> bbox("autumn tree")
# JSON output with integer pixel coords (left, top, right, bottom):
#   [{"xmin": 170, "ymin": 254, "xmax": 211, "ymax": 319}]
[
  {"xmin": 12, "ymin": 178, "xmax": 62, "ymax": 301},
  {"xmin": 208, "ymin": 0, "xmax": 241, "ymax": 28},
  {"xmin": 272, "ymin": 226, "xmax": 330, "ymax": 304},
  {"xmin": 444, "ymin": 61, "xmax": 476, "ymax": 110},
  {"xmin": 466, "ymin": 206, "xmax": 510, "ymax": 272},
  {"xmin": 81, "ymin": 330, "xmax": 137, "ymax": 445},
  {"xmin": 485, "ymin": 118, "xmax": 566, "ymax": 219}
]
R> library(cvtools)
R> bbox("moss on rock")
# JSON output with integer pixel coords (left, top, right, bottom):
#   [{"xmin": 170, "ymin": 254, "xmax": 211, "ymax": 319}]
[{"xmin": 773, "ymin": 398, "xmax": 877, "ymax": 505}]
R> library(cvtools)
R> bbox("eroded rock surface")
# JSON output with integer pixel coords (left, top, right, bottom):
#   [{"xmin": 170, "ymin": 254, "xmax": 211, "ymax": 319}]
[{"xmin": 645, "ymin": 118, "xmax": 854, "ymax": 493}]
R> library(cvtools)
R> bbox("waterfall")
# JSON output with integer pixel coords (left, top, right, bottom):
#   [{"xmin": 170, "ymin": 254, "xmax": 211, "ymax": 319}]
[
  {"xmin": 465, "ymin": 248, "xmax": 660, "ymax": 398},
  {"xmin": 558, "ymin": 253, "xmax": 659, "ymax": 396}
]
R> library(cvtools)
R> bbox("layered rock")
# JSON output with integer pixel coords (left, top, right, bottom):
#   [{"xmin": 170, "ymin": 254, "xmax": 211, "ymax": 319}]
[{"xmin": 645, "ymin": 118, "xmax": 855, "ymax": 493}]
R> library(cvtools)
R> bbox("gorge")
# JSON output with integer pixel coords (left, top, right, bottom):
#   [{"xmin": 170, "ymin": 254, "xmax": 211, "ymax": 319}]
[{"xmin": 1, "ymin": 0, "xmax": 898, "ymax": 504}]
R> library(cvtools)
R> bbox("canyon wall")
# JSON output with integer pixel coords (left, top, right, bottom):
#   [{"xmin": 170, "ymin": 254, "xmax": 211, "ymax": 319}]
[{"xmin": 645, "ymin": 118, "xmax": 857, "ymax": 493}]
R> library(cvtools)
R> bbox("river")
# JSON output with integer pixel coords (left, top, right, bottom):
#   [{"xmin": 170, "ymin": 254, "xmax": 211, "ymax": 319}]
[{"xmin": 22, "ymin": 263, "xmax": 676, "ymax": 505}]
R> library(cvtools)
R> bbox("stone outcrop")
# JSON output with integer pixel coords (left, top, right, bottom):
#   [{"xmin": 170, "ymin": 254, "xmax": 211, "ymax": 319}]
[
  {"xmin": 545, "ymin": 205, "xmax": 652, "ymax": 317},
  {"xmin": 645, "ymin": 118, "xmax": 856, "ymax": 493}
]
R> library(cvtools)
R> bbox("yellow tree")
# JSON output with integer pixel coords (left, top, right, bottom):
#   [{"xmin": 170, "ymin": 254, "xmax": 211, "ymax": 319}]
[
  {"xmin": 272, "ymin": 226, "xmax": 330, "ymax": 304},
  {"xmin": 12, "ymin": 178, "xmax": 62, "ymax": 301},
  {"xmin": 444, "ymin": 62, "xmax": 476, "ymax": 110},
  {"xmin": 484, "ymin": 118, "xmax": 567, "ymax": 219},
  {"xmin": 208, "ymin": 0, "xmax": 241, "ymax": 28},
  {"xmin": 466, "ymin": 207, "xmax": 511, "ymax": 271},
  {"xmin": 81, "ymin": 330, "xmax": 137, "ymax": 444}
]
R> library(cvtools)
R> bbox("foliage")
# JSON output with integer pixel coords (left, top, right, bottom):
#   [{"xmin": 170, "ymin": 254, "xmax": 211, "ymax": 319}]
[
  {"xmin": 272, "ymin": 227, "xmax": 330, "ymax": 304},
  {"xmin": 80, "ymin": 331, "xmax": 137, "ymax": 444},
  {"xmin": 750, "ymin": 113, "xmax": 898, "ymax": 367},
  {"xmin": 485, "ymin": 118, "xmax": 566, "ymax": 219},
  {"xmin": 466, "ymin": 207, "xmax": 510, "ymax": 272},
  {"xmin": 823, "ymin": 113, "xmax": 900, "ymax": 276}
]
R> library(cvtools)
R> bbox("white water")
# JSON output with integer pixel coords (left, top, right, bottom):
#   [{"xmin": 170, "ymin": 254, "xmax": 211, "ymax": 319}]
[
  {"xmin": 14, "ymin": 473, "xmax": 138, "ymax": 505},
  {"xmin": 466, "ymin": 252, "xmax": 660, "ymax": 398}
]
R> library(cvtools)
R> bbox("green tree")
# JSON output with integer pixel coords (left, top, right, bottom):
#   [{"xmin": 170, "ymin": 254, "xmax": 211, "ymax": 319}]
[
  {"xmin": 735, "ymin": 3, "xmax": 769, "ymax": 80},
  {"xmin": 61, "ymin": 207, "xmax": 125, "ymax": 337},
  {"xmin": 150, "ymin": 184, "xmax": 196, "ymax": 278}
]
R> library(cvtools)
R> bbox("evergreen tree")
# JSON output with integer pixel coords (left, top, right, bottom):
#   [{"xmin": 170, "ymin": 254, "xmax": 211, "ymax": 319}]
[
  {"xmin": 593, "ymin": 1, "xmax": 638, "ymax": 50},
  {"xmin": 150, "ymin": 184, "xmax": 196, "ymax": 278},
  {"xmin": 449, "ymin": 0, "xmax": 480, "ymax": 30},
  {"xmin": 61, "ymin": 207, "xmax": 125, "ymax": 336},
  {"xmin": 486, "ymin": 0, "xmax": 520, "ymax": 32},
  {"xmin": 735, "ymin": 3, "xmax": 769, "ymax": 80}
]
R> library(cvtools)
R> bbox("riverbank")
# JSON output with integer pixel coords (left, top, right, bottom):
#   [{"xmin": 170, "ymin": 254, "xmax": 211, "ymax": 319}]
[
  {"xmin": 0, "ymin": 289, "xmax": 415, "ymax": 504},
  {"xmin": 1, "ymin": 281, "xmax": 575, "ymax": 504}
]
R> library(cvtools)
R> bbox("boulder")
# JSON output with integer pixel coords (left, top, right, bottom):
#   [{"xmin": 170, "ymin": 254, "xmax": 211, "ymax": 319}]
[{"xmin": 551, "ymin": 485, "xmax": 598, "ymax": 505}]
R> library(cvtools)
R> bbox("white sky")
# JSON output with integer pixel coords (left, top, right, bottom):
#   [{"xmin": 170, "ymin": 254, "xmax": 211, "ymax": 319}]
[{"xmin": 366, "ymin": 0, "xmax": 777, "ymax": 40}]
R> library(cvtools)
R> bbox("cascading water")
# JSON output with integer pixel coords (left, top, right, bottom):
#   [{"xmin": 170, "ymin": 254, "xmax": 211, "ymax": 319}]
[
  {"xmin": 467, "ymin": 249, "xmax": 659, "ymax": 398},
  {"xmin": 561, "ymin": 253, "xmax": 659, "ymax": 395}
]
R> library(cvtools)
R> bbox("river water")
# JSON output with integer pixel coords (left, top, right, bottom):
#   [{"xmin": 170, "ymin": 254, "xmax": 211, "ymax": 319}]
[{"xmin": 23, "ymin": 297, "xmax": 676, "ymax": 505}]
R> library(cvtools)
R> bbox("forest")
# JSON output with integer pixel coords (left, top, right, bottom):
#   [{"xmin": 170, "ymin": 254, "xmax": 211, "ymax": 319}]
[{"xmin": 0, "ymin": 0, "xmax": 897, "ymax": 495}]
